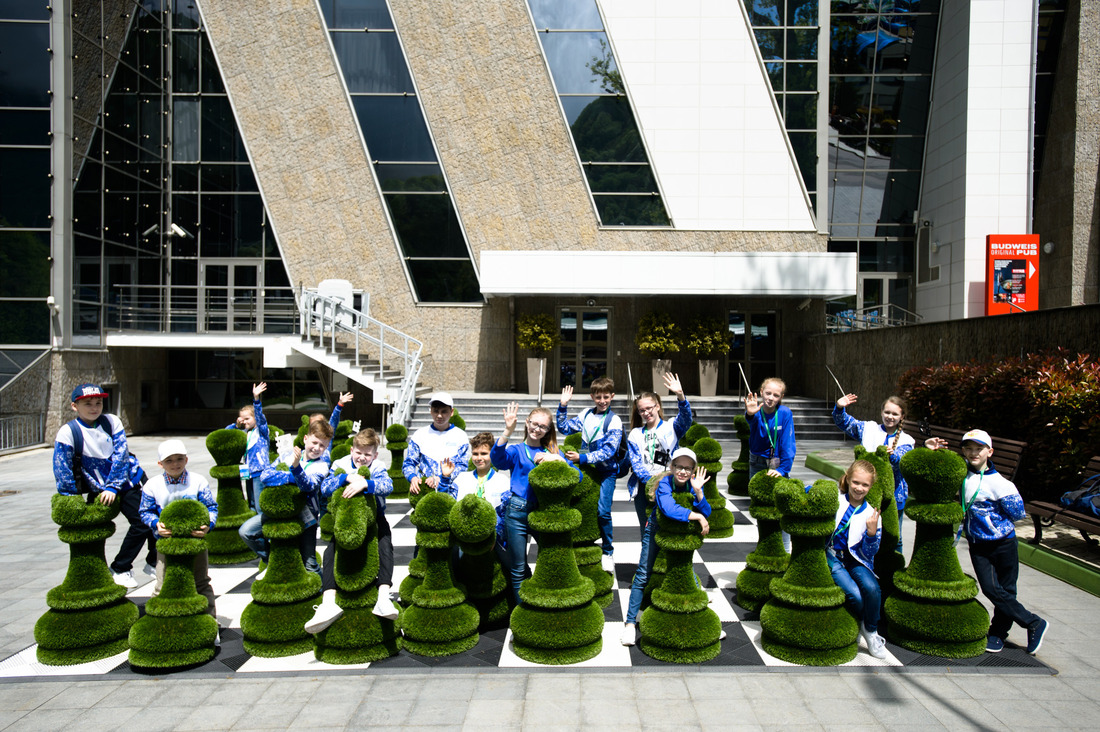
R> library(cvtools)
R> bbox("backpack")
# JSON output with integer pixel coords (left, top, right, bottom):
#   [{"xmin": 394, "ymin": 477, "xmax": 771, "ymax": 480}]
[
  {"xmin": 582, "ymin": 408, "xmax": 631, "ymax": 479},
  {"xmin": 1059, "ymin": 473, "xmax": 1100, "ymax": 519}
]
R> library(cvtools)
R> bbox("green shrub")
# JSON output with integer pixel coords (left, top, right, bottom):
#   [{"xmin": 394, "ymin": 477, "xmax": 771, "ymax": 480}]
[
  {"xmin": 635, "ymin": 312, "xmax": 681, "ymax": 358},
  {"xmin": 515, "ymin": 313, "xmax": 561, "ymax": 356},
  {"xmin": 684, "ymin": 316, "xmax": 733, "ymax": 358}
]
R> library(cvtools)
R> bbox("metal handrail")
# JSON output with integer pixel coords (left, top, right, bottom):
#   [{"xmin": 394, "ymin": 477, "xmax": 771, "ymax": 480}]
[
  {"xmin": 825, "ymin": 301, "xmax": 923, "ymax": 332},
  {"xmin": 298, "ymin": 287, "xmax": 424, "ymax": 425}
]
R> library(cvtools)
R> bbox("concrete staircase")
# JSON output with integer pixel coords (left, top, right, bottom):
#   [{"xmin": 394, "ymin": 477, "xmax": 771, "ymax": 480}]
[{"xmin": 405, "ymin": 393, "xmax": 846, "ymax": 443}]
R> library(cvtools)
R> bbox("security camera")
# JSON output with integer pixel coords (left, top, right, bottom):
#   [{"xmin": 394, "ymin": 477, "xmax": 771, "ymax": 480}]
[{"xmin": 141, "ymin": 224, "xmax": 158, "ymax": 237}]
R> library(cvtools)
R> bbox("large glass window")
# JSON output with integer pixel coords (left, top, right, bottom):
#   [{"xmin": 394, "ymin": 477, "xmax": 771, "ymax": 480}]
[
  {"xmin": 322, "ymin": 1, "xmax": 481, "ymax": 303},
  {"xmin": 527, "ymin": 1, "xmax": 670, "ymax": 226},
  {"xmin": 166, "ymin": 349, "xmax": 328, "ymax": 411}
]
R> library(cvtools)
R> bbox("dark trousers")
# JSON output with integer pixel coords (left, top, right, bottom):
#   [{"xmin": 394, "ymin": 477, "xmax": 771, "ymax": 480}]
[
  {"xmin": 109, "ymin": 487, "xmax": 156, "ymax": 574},
  {"xmin": 969, "ymin": 535, "xmax": 1040, "ymax": 638},
  {"xmin": 321, "ymin": 509, "xmax": 393, "ymax": 593}
]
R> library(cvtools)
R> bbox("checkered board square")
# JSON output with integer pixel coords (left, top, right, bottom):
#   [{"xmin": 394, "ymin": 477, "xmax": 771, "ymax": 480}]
[{"xmin": 0, "ymin": 492, "xmax": 1052, "ymax": 678}]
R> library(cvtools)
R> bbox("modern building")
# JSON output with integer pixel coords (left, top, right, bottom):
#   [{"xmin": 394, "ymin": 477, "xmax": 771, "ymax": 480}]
[{"xmin": 0, "ymin": 0, "xmax": 1093, "ymax": 439}]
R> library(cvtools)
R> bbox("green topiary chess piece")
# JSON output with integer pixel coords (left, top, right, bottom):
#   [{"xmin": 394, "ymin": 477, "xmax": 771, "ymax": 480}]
[
  {"xmin": 692, "ymin": 437, "xmax": 734, "ymax": 538},
  {"xmin": 450, "ymin": 494, "xmax": 510, "ymax": 630},
  {"xmin": 571, "ymin": 465, "xmax": 615, "ymax": 608},
  {"xmin": 680, "ymin": 422, "xmax": 709, "ymax": 450},
  {"xmin": 639, "ymin": 491, "xmax": 723, "ymax": 663},
  {"xmin": 34, "ymin": 495, "xmax": 139, "ymax": 665},
  {"xmin": 760, "ymin": 478, "xmax": 858, "ymax": 665},
  {"xmin": 399, "ymin": 491, "xmax": 480, "ymax": 656},
  {"xmin": 204, "ymin": 429, "xmax": 257, "ymax": 564},
  {"xmin": 735, "ymin": 471, "xmax": 789, "ymax": 612},
  {"xmin": 726, "ymin": 416, "xmax": 751, "ymax": 496},
  {"xmin": 312, "ymin": 485, "xmax": 401, "ymax": 663},
  {"xmin": 510, "ymin": 460, "xmax": 604, "ymax": 664},
  {"xmin": 884, "ymin": 448, "xmax": 989, "ymax": 657},
  {"xmin": 240, "ymin": 481, "xmax": 322, "ymax": 657},
  {"xmin": 385, "ymin": 424, "xmax": 410, "ymax": 499},
  {"xmin": 857, "ymin": 446, "xmax": 904, "ymax": 608},
  {"xmin": 128, "ymin": 499, "xmax": 218, "ymax": 670}
]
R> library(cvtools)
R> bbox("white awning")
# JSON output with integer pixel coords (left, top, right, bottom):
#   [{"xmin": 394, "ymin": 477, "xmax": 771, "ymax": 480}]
[{"xmin": 479, "ymin": 251, "xmax": 856, "ymax": 298}]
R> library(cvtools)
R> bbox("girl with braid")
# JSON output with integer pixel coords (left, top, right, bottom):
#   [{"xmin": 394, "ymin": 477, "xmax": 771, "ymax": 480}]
[{"xmin": 832, "ymin": 394, "xmax": 915, "ymax": 552}]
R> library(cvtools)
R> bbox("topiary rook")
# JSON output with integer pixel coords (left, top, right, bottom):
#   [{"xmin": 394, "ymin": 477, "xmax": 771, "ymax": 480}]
[
  {"xmin": 735, "ymin": 471, "xmax": 789, "ymax": 612},
  {"xmin": 204, "ymin": 429, "xmax": 258, "ymax": 564}
]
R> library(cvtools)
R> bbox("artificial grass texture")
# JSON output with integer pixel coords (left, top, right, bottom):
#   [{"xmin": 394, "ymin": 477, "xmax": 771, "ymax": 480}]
[
  {"xmin": 386, "ymin": 424, "xmax": 410, "ymax": 498},
  {"xmin": 884, "ymin": 447, "xmax": 988, "ymax": 658},
  {"xmin": 727, "ymin": 416, "xmax": 751, "ymax": 497},
  {"xmin": 37, "ymin": 494, "xmax": 138, "ymax": 665},
  {"xmin": 759, "ymin": 480, "xmax": 857, "ymax": 666},
  {"xmin": 735, "ymin": 472, "xmax": 790, "ymax": 612},
  {"xmin": 205, "ymin": 430, "xmax": 257, "ymax": 564},
  {"xmin": 856, "ymin": 445, "xmax": 904, "ymax": 606},
  {"xmin": 681, "ymin": 422, "xmax": 710, "ymax": 449},
  {"xmin": 313, "ymin": 607, "xmax": 401, "ymax": 664},
  {"xmin": 695, "ymin": 437, "xmax": 734, "ymax": 539},
  {"xmin": 451, "ymin": 494, "xmax": 509, "ymax": 629}
]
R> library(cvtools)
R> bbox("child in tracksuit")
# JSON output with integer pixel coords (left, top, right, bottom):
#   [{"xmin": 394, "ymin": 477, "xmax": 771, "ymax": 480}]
[
  {"xmin": 557, "ymin": 377, "xmax": 623, "ymax": 572},
  {"xmin": 827, "ymin": 459, "xmax": 886, "ymax": 659},
  {"xmin": 441, "ymin": 431, "xmax": 510, "ymax": 509},
  {"xmin": 226, "ymin": 383, "xmax": 271, "ymax": 513},
  {"xmin": 626, "ymin": 372, "xmax": 693, "ymax": 537},
  {"xmin": 305, "ymin": 428, "xmax": 397, "ymax": 633},
  {"xmin": 138, "ymin": 439, "xmax": 219, "ymax": 642},
  {"xmin": 931, "ymin": 429, "xmax": 1048, "ymax": 654},
  {"xmin": 53, "ymin": 383, "xmax": 155, "ymax": 589},
  {"xmin": 403, "ymin": 392, "xmax": 470, "ymax": 494}
]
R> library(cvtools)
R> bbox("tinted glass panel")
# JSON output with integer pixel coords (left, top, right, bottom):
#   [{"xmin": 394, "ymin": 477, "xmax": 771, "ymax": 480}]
[
  {"xmin": 753, "ymin": 29, "xmax": 783, "ymax": 60},
  {"xmin": 353, "ymin": 96, "xmax": 436, "ymax": 162},
  {"xmin": 0, "ymin": 1, "xmax": 50, "ymax": 19},
  {"xmin": 0, "ymin": 148, "xmax": 50, "ymax": 227},
  {"xmin": 201, "ymin": 96, "xmax": 243, "ymax": 162},
  {"xmin": 407, "ymin": 259, "xmax": 481, "ymax": 303},
  {"xmin": 0, "ymin": 110, "xmax": 49, "ymax": 145},
  {"xmin": 584, "ymin": 165, "xmax": 658, "ymax": 193},
  {"xmin": 0, "ymin": 230, "xmax": 49, "ymax": 297},
  {"xmin": 173, "ymin": 32, "xmax": 199, "ymax": 93},
  {"xmin": 785, "ymin": 93, "xmax": 817, "ymax": 129},
  {"xmin": 202, "ymin": 164, "xmax": 257, "ymax": 192},
  {"xmin": 173, "ymin": 0, "xmax": 200, "ymax": 29},
  {"xmin": 788, "ymin": 0, "xmax": 818, "ymax": 25},
  {"xmin": 376, "ymin": 163, "xmax": 445, "ymax": 192},
  {"xmin": 786, "ymin": 62, "xmax": 815, "ymax": 91},
  {"xmin": 173, "ymin": 99, "xmax": 200, "ymax": 161},
  {"xmin": 0, "ymin": 23, "xmax": 49, "ymax": 107},
  {"xmin": 787, "ymin": 29, "xmax": 818, "ymax": 59},
  {"xmin": 749, "ymin": 0, "xmax": 783, "ymax": 27},
  {"xmin": 386, "ymin": 194, "xmax": 468, "ymax": 258},
  {"xmin": 0, "ymin": 301, "xmax": 48, "ymax": 343},
  {"xmin": 332, "ymin": 32, "xmax": 414, "ymax": 93},
  {"xmin": 528, "ymin": 0, "xmax": 603, "ymax": 30},
  {"xmin": 540, "ymin": 32, "xmax": 616, "ymax": 94},
  {"xmin": 563, "ymin": 96, "xmax": 648, "ymax": 163},
  {"xmin": 788, "ymin": 131, "xmax": 816, "ymax": 190},
  {"xmin": 321, "ymin": 0, "xmax": 394, "ymax": 30},
  {"xmin": 592, "ymin": 195, "xmax": 670, "ymax": 226},
  {"xmin": 765, "ymin": 62, "xmax": 783, "ymax": 91}
]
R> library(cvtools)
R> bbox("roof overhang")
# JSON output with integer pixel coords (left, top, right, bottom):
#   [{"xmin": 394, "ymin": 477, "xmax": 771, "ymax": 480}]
[{"xmin": 479, "ymin": 251, "xmax": 856, "ymax": 298}]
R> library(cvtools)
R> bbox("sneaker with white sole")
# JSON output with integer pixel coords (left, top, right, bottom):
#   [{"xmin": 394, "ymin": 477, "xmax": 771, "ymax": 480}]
[
  {"xmin": 305, "ymin": 597, "xmax": 344, "ymax": 634},
  {"xmin": 620, "ymin": 623, "xmax": 637, "ymax": 646},
  {"xmin": 141, "ymin": 563, "xmax": 157, "ymax": 577},
  {"xmin": 719, "ymin": 629, "xmax": 727, "ymax": 641},
  {"xmin": 1027, "ymin": 619, "xmax": 1048, "ymax": 655},
  {"xmin": 600, "ymin": 554, "xmax": 615, "ymax": 573},
  {"xmin": 867, "ymin": 631, "xmax": 888, "ymax": 659},
  {"xmin": 372, "ymin": 592, "xmax": 399, "ymax": 620},
  {"xmin": 254, "ymin": 566, "xmax": 267, "ymax": 582},
  {"xmin": 112, "ymin": 570, "xmax": 137, "ymax": 589}
]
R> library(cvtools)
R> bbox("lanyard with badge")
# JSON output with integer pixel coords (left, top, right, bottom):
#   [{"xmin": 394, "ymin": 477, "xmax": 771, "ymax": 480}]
[
  {"xmin": 831, "ymin": 502, "xmax": 865, "ymax": 557},
  {"xmin": 763, "ymin": 411, "xmax": 781, "ymax": 469},
  {"xmin": 476, "ymin": 468, "xmax": 495, "ymax": 499},
  {"xmin": 954, "ymin": 472, "xmax": 983, "ymax": 545}
]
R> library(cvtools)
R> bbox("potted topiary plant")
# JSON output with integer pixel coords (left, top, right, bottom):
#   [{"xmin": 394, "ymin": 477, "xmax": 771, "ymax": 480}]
[
  {"xmin": 635, "ymin": 312, "xmax": 681, "ymax": 395},
  {"xmin": 684, "ymin": 316, "xmax": 732, "ymax": 397},
  {"xmin": 516, "ymin": 313, "xmax": 560, "ymax": 396}
]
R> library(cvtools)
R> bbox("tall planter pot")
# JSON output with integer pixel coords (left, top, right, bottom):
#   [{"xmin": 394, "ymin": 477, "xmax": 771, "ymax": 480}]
[
  {"xmin": 698, "ymin": 360, "xmax": 718, "ymax": 397},
  {"xmin": 527, "ymin": 357, "xmax": 547, "ymax": 396},
  {"xmin": 651, "ymin": 359, "xmax": 672, "ymax": 395}
]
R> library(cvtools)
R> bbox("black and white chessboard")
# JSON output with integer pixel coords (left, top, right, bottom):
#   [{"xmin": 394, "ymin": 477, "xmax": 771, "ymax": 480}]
[{"xmin": 0, "ymin": 491, "xmax": 1053, "ymax": 679}]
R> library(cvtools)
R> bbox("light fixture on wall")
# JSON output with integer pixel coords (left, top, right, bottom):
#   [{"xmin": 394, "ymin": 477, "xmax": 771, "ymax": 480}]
[
  {"xmin": 931, "ymin": 241, "xmax": 942, "ymax": 254},
  {"xmin": 1042, "ymin": 241, "xmax": 1055, "ymax": 254}
]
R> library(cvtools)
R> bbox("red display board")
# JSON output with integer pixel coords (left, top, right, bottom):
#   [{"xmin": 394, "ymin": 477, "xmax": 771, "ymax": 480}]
[{"xmin": 986, "ymin": 234, "xmax": 1039, "ymax": 315}]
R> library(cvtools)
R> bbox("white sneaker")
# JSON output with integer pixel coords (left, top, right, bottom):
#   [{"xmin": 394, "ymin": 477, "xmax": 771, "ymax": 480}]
[
  {"xmin": 141, "ymin": 563, "xmax": 157, "ymax": 577},
  {"xmin": 860, "ymin": 622, "xmax": 874, "ymax": 645},
  {"xmin": 620, "ymin": 623, "xmax": 637, "ymax": 646},
  {"xmin": 305, "ymin": 594, "xmax": 344, "ymax": 634},
  {"xmin": 868, "ymin": 631, "xmax": 888, "ymax": 659},
  {"xmin": 719, "ymin": 629, "xmax": 727, "ymax": 641},
  {"xmin": 254, "ymin": 566, "xmax": 267, "ymax": 582},
  {"xmin": 214, "ymin": 629, "xmax": 221, "ymax": 647},
  {"xmin": 600, "ymin": 554, "xmax": 615, "ymax": 573},
  {"xmin": 372, "ymin": 593, "xmax": 399, "ymax": 620},
  {"xmin": 112, "ymin": 570, "xmax": 137, "ymax": 589}
]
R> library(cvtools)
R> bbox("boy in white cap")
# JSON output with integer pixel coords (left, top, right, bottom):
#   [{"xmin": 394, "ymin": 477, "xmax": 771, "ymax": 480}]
[
  {"xmin": 927, "ymin": 429, "xmax": 1047, "ymax": 654},
  {"xmin": 52, "ymin": 383, "xmax": 154, "ymax": 588},
  {"xmin": 138, "ymin": 439, "xmax": 219, "ymax": 640},
  {"xmin": 403, "ymin": 392, "xmax": 470, "ymax": 495}
]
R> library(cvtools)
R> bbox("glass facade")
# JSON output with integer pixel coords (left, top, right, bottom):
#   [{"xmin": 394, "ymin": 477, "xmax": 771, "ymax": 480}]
[
  {"xmin": 71, "ymin": 0, "xmax": 292, "ymax": 337},
  {"xmin": 320, "ymin": 0, "xmax": 481, "ymax": 303},
  {"xmin": 527, "ymin": 0, "xmax": 670, "ymax": 226},
  {"xmin": 745, "ymin": 0, "xmax": 821, "ymax": 214},
  {"xmin": 1033, "ymin": 0, "xmax": 1066, "ymax": 194},
  {"xmin": 0, "ymin": 5, "xmax": 52, "ymax": 344},
  {"xmin": 166, "ymin": 348, "xmax": 326, "ymax": 411}
]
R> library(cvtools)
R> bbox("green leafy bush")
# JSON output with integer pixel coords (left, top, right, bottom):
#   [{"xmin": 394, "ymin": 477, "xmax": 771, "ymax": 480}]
[
  {"xmin": 635, "ymin": 312, "xmax": 681, "ymax": 358},
  {"xmin": 516, "ymin": 313, "xmax": 561, "ymax": 356},
  {"xmin": 683, "ymin": 316, "xmax": 732, "ymax": 357}
]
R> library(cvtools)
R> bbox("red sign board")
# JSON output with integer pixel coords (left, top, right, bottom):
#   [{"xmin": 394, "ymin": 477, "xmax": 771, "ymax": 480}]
[{"xmin": 986, "ymin": 234, "xmax": 1039, "ymax": 315}]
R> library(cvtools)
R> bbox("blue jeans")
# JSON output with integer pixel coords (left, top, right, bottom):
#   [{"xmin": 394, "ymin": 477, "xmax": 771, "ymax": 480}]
[
  {"xmin": 827, "ymin": 550, "xmax": 881, "ymax": 632},
  {"xmin": 503, "ymin": 495, "xmax": 533, "ymax": 605},
  {"xmin": 238, "ymin": 508, "xmax": 320, "ymax": 576},
  {"xmin": 625, "ymin": 509, "xmax": 658, "ymax": 625},
  {"xmin": 596, "ymin": 473, "xmax": 616, "ymax": 555},
  {"xmin": 633, "ymin": 487, "xmax": 649, "ymax": 540}
]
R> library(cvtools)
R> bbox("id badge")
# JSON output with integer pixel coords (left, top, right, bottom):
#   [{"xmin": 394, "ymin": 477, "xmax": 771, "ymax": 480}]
[{"xmin": 767, "ymin": 457, "xmax": 780, "ymax": 470}]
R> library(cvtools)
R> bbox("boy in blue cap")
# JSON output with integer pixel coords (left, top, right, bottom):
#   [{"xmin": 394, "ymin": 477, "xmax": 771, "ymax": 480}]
[{"xmin": 53, "ymin": 383, "xmax": 154, "ymax": 588}]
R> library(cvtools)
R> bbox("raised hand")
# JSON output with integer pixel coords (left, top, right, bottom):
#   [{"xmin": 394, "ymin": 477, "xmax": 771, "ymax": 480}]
[
  {"xmin": 560, "ymin": 385, "xmax": 574, "ymax": 407},
  {"xmin": 440, "ymin": 458, "xmax": 454, "ymax": 478},
  {"xmin": 690, "ymin": 465, "xmax": 709, "ymax": 493},
  {"xmin": 837, "ymin": 393, "xmax": 858, "ymax": 409},
  {"xmin": 924, "ymin": 437, "xmax": 949, "ymax": 450},
  {"xmin": 291, "ymin": 446, "xmax": 302, "ymax": 467},
  {"xmin": 865, "ymin": 508, "xmax": 880, "ymax": 535},
  {"xmin": 744, "ymin": 392, "xmax": 760, "ymax": 416},
  {"xmin": 663, "ymin": 371, "xmax": 685, "ymax": 399},
  {"xmin": 502, "ymin": 402, "xmax": 519, "ymax": 434},
  {"xmin": 338, "ymin": 391, "xmax": 354, "ymax": 406},
  {"xmin": 253, "ymin": 382, "xmax": 267, "ymax": 399}
]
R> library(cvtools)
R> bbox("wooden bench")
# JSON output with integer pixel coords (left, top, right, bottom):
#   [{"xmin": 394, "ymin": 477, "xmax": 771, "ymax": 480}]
[
  {"xmin": 901, "ymin": 420, "xmax": 1028, "ymax": 482},
  {"xmin": 1025, "ymin": 456, "xmax": 1100, "ymax": 548}
]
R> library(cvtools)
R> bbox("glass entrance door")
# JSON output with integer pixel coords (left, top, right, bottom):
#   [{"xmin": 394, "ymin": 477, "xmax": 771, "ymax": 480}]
[
  {"xmin": 858, "ymin": 274, "xmax": 912, "ymax": 323},
  {"xmin": 558, "ymin": 308, "xmax": 610, "ymax": 389},
  {"xmin": 199, "ymin": 259, "xmax": 261, "ymax": 333},
  {"xmin": 726, "ymin": 311, "xmax": 778, "ymax": 394}
]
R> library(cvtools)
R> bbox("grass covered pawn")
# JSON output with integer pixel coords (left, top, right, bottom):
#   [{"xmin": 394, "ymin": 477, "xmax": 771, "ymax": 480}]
[
  {"xmin": 692, "ymin": 437, "xmax": 734, "ymax": 538},
  {"xmin": 570, "ymin": 464, "xmax": 615, "ymax": 608},
  {"xmin": 884, "ymin": 448, "xmax": 989, "ymax": 657},
  {"xmin": 735, "ymin": 471, "xmax": 789, "ymax": 612},
  {"xmin": 34, "ymin": 495, "xmax": 139, "ymax": 665},
  {"xmin": 385, "ymin": 424, "xmax": 410, "ymax": 499},
  {"xmin": 450, "ymin": 494, "xmax": 509, "ymax": 629},
  {"xmin": 760, "ymin": 479, "xmax": 858, "ymax": 666},
  {"xmin": 510, "ymin": 460, "xmax": 604, "ymax": 665},
  {"xmin": 727, "ymin": 415, "xmax": 751, "ymax": 496},
  {"xmin": 128, "ymin": 499, "xmax": 218, "ymax": 670},
  {"xmin": 205, "ymin": 429, "xmax": 257, "ymax": 564},
  {"xmin": 399, "ymin": 491, "xmax": 479, "ymax": 656},
  {"xmin": 240, "ymin": 482, "xmax": 322, "ymax": 657}
]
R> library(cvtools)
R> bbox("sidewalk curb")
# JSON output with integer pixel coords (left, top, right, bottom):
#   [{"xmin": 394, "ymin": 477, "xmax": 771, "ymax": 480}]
[
  {"xmin": 1017, "ymin": 540, "xmax": 1100, "ymax": 598},
  {"xmin": 805, "ymin": 451, "xmax": 845, "ymax": 480}
]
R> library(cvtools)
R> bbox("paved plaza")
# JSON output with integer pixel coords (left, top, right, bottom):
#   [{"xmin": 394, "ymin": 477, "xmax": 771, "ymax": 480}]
[{"xmin": 0, "ymin": 436, "xmax": 1097, "ymax": 730}]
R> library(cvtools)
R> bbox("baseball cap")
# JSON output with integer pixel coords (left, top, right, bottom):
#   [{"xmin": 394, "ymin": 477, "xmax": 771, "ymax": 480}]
[
  {"xmin": 429, "ymin": 392, "xmax": 454, "ymax": 408},
  {"xmin": 71, "ymin": 383, "xmax": 108, "ymax": 402},
  {"xmin": 158, "ymin": 439, "xmax": 188, "ymax": 461},
  {"xmin": 670, "ymin": 447, "xmax": 697, "ymax": 464},
  {"xmin": 961, "ymin": 429, "xmax": 992, "ymax": 448}
]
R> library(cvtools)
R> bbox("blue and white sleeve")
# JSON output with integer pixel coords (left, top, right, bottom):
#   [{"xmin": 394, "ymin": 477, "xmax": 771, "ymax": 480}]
[
  {"xmin": 831, "ymin": 405, "xmax": 864, "ymax": 442},
  {"xmin": 402, "ymin": 440, "xmax": 423, "ymax": 481},
  {"xmin": 138, "ymin": 491, "xmax": 160, "ymax": 532},
  {"xmin": 672, "ymin": 399, "xmax": 693, "ymax": 439},
  {"xmin": 53, "ymin": 442, "xmax": 78, "ymax": 496},
  {"xmin": 104, "ymin": 426, "xmax": 131, "ymax": 494},
  {"xmin": 555, "ymin": 404, "xmax": 582, "ymax": 435}
]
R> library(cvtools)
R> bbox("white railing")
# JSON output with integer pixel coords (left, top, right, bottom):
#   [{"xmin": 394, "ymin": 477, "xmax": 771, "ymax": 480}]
[
  {"xmin": 298, "ymin": 287, "xmax": 424, "ymax": 425},
  {"xmin": 0, "ymin": 413, "xmax": 45, "ymax": 452},
  {"xmin": 825, "ymin": 302, "xmax": 923, "ymax": 332}
]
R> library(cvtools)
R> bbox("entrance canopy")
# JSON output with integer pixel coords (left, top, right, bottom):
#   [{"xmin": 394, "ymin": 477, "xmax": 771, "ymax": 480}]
[{"xmin": 479, "ymin": 251, "xmax": 856, "ymax": 297}]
